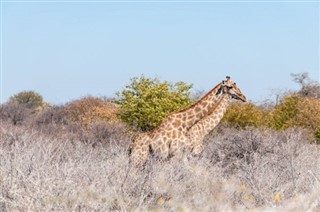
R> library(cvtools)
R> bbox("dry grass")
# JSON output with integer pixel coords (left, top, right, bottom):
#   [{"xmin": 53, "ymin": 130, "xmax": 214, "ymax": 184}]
[{"xmin": 0, "ymin": 122, "xmax": 319, "ymax": 211}]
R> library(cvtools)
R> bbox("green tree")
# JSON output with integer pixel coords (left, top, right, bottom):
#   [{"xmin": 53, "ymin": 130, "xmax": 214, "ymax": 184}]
[
  {"xmin": 268, "ymin": 95, "xmax": 302, "ymax": 130},
  {"xmin": 116, "ymin": 75, "xmax": 192, "ymax": 131},
  {"xmin": 9, "ymin": 91, "xmax": 44, "ymax": 109},
  {"xmin": 222, "ymin": 102, "xmax": 268, "ymax": 128}
]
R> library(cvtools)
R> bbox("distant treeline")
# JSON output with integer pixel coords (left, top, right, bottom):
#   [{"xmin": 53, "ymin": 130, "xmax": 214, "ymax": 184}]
[{"xmin": 1, "ymin": 72, "xmax": 319, "ymax": 142}]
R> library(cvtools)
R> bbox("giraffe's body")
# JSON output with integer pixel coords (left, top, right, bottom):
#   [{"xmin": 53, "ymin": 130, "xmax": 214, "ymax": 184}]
[{"xmin": 129, "ymin": 76, "xmax": 246, "ymax": 167}]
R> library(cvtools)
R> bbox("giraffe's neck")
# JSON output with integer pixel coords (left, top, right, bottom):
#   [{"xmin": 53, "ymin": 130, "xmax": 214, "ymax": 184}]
[
  {"xmin": 188, "ymin": 94, "xmax": 230, "ymax": 137},
  {"xmin": 166, "ymin": 82, "xmax": 223, "ymax": 129}
]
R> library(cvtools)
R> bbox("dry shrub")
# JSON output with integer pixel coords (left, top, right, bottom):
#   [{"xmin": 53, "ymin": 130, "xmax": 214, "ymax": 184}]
[
  {"xmin": 27, "ymin": 105, "xmax": 76, "ymax": 139},
  {"xmin": 89, "ymin": 122, "xmax": 128, "ymax": 145},
  {"xmin": 0, "ymin": 102, "xmax": 32, "ymax": 125},
  {"xmin": 73, "ymin": 122, "xmax": 130, "ymax": 148},
  {"xmin": 66, "ymin": 96, "xmax": 119, "ymax": 126},
  {"xmin": 298, "ymin": 85, "xmax": 320, "ymax": 98},
  {"xmin": 291, "ymin": 72, "xmax": 320, "ymax": 98},
  {"xmin": 34, "ymin": 105, "xmax": 68, "ymax": 126},
  {"xmin": 204, "ymin": 127, "xmax": 319, "ymax": 208},
  {"xmin": 1, "ymin": 123, "xmax": 319, "ymax": 211},
  {"xmin": 18, "ymin": 102, "xmax": 130, "ymax": 145}
]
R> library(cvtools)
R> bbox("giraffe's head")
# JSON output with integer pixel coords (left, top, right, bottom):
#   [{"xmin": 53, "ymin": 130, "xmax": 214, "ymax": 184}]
[{"xmin": 217, "ymin": 76, "xmax": 247, "ymax": 102}]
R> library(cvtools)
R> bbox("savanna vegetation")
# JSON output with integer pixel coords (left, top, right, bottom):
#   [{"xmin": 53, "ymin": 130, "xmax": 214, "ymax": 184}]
[{"xmin": 0, "ymin": 73, "xmax": 319, "ymax": 211}]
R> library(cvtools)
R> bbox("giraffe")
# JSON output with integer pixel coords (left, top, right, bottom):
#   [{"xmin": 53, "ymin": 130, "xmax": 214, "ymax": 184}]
[
  {"xmin": 129, "ymin": 79, "xmax": 225, "ymax": 166},
  {"xmin": 129, "ymin": 76, "xmax": 245, "ymax": 166},
  {"xmin": 185, "ymin": 77, "xmax": 246, "ymax": 156}
]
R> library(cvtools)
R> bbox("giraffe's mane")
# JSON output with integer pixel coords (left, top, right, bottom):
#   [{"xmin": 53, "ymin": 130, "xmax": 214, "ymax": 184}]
[{"xmin": 170, "ymin": 82, "xmax": 223, "ymax": 115}]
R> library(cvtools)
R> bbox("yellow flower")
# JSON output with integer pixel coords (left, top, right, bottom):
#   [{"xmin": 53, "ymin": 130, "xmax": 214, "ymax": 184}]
[
  {"xmin": 274, "ymin": 194, "xmax": 281, "ymax": 203},
  {"xmin": 243, "ymin": 195, "xmax": 250, "ymax": 201},
  {"xmin": 157, "ymin": 197, "xmax": 165, "ymax": 206}
]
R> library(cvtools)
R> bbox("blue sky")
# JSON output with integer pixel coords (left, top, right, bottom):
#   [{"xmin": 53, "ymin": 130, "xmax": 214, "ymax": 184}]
[{"xmin": 1, "ymin": 1, "xmax": 319, "ymax": 104}]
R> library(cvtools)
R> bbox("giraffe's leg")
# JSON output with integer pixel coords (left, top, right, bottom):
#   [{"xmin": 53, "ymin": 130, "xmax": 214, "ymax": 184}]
[
  {"xmin": 191, "ymin": 142, "xmax": 204, "ymax": 156},
  {"xmin": 149, "ymin": 132, "xmax": 171, "ymax": 160},
  {"xmin": 184, "ymin": 133, "xmax": 196, "ymax": 154},
  {"xmin": 187, "ymin": 131, "xmax": 204, "ymax": 156},
  {"xmin": 169, "ymin": 135, "xmax": 188, "ymax": 157},
  {"xmin": 130, "ymin": 144, "xmax": 149, "ymax": 167},
  {"xmin": 152, "ymin": 142, "xmax": 170, "ymax": 160},
  {"xmin": 129, "ymin": 133, "xmax": 150, "ymax": 167},
  {"xmin": 169, "ymin": 139, "xmax": 179, "ymax": 157}
]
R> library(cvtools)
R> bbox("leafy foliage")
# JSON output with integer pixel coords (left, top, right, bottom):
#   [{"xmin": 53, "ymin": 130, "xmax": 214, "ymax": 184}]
[
  {"xmin": 295, "ymin": 97, "xmax": 320, "ymax": 142},
  {"xmin": 295, "ymin": 97, "xmax": 320, "ymax": 129},
  {"xmin": 315, "ymin": 128, "xmax": 320, "ymax": 143},
  {"xmin": 222, "ymin": 102, "xmax": 268, "ymax": 128},
  {"xmin": 268, "ymin": 95, "xmax": 302, "ymax": 130},
  {"xmin": 116, "ymin": 75, "xmax": 192, "ymax": 131},
  {"xmin": 66, "ymin": 96, "xmax": 119, "ymax": 126},
  {"xmin": 222, "ymin": 92, "xmax": 320, "ymax": 142},
  {"xmin": 9, "ymin": 91, "xmax": 44, "ymax": 109},
  {"xmin": 268, "ymin": 95, "xmax": 320, "ymax": 141},
  {"xmin": 2, "ymin": 73, "xmax": 319, "ymax": 141}
]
